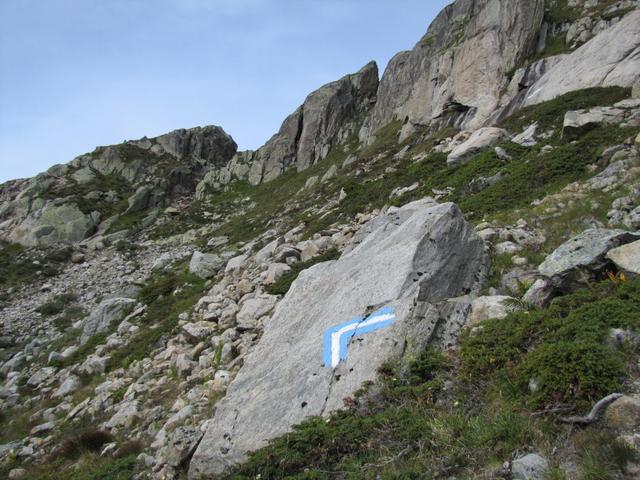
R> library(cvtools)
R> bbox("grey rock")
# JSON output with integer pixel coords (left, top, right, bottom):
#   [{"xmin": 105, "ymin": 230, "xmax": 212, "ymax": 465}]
[
  {"xmin": 539, "ymin": 228, "xmax": 639, "ymax": 291},
  {"xmin": 81, "ymin": 298, "xmax": 136, "ymax": 343},
  {"xmin": 447, "ymin": 128, "xmax": 508, "ymax": 166},
  {"xmin": 523, "ymin": 278, "xmax": 556, "ymax": 308},
  {"xmin": 54, "ymin": 375, "xmax": 82, "ymax": 398},
  {"xmin": 563, "ymin": 107, "xmax": 626, "ymax": 139},
  {"xmin": 225, "ymin": 254, "xmax": 248, "ymax": 272},
  {"xmin": 236, "ymin": 295, "xmax": 279, "ymax": 330},
  {"xmin": 265, "ymin": 263, "xmax": 292, "ymax": 284},
  {"xmin": 158, "ymin": 426, "xmax": 203, "ymax": 467},
  {"xmin": 26, "ymin": 367, "xmax": 56, "ymax": 388},
  {"xmin": 189, "ymin": 251, "xmax": 224, "ymax": 279},
  {"xmin": 523, "ymin": 10, "xmax": 640, "ymax": 107},
  {"xmin": 469, "ymin": 296, "xmax": 516, "ymax": 326},
  {"xmin": 363, "ymin": 0, "xmax": 544, "ymax": 140},
  {"xmin": 606, "ymin": 239, "xmax": 640, "ymax": 274},
  {"xmin": 510, "ymin": 453, "xmax": 549, "ymax": 480},
  {"xmin": 189, "ymin": 200, "xmax": 487, "ymax": 478}
]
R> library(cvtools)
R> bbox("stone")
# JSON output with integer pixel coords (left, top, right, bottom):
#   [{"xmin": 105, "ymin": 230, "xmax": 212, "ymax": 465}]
[
  {"xmin": 189, "ymin": 200, "xmax": 488, "ymax": 478},
  {"xmin": 523, "ymin": 279, "xmax": 556, "ymax": 309},
  {"xmin": 182, "ymin": 322, "xmax": 217, "ymax": 342},
  {"xmin": 8, "ymin": 469, "xmax": 27, "ymax": 480},
  {"xmin": 225, "ymin": 254, "xmax": 248, "ymax": 272},
  {"xmin": 54, "ymin": 375, "xmax": 81, "ymax": 398},
  {"xmin": 189, "ymin": 251, "xmax": 224, "ymax": 279},
  {"xmin": 606, "ymin": 240, "xmax": 640, "ymax": 274},
  {"xmin": 299, "ymin": 241, "xmax": 320, "ymax": 262},
  {"xmin": 265, "ymin": 263, "xmax": 292, "ymax": 285},
  {"xmin": 469, "ymin": 296, "xmax": 516, "ymax": 326},
  {"xmin": 158, "ymin": 426, "xmax": 203, "ymax": 467},
  {"xmin": 304, "ymin": 176, "xmax": 319, "ymax": 189},
  {"xmin": 633, "ymin": 78, "xmax": 640, "ymax": 99},
  {"xmin": 538, "ymin": 228, "xmax": 639, "ymax": 291},
  {"xmin": 562, "ymin": 107, "xmax": 625, "ymax": 139},
  {"xmin": 26, "ymin": 367, "xmax": 56, "ymax": 388},
  {"xmin": 512, "ymin": 123, "xmax": 538, "ymax": 147},
  {"xmin": 447, "ymin": 128, "xmax": 508, "ymax": 166},
  {"xmin": 105, "ymin": 401, "xmax": 139, "ymax": 429},
  {"xmin": 604, "ymin": 395, "xmax": 640, "ymax": 431},
  {"xmin": 255, "ymin": 238, "xmax": 284, "ymax": 263},
  {"xmin": 524, "ymin": 11, "xmax": 640, "ymax": 107},
  {"xmin": 510, "ymin": 453, "xmax": 549, "ymax": 480},
  {"xmin": 236, "ymin": 295, "xmax": 279, "ymax": 330},
  {"xmin": 81, "ymin": 297, "xmax": 136, "ymax": 343}
]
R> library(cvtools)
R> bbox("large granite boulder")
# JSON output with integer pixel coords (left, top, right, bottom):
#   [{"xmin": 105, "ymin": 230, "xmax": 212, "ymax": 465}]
[{"xmin": 189, "ymin": 199, "xmax": 488, "ymax": 477}]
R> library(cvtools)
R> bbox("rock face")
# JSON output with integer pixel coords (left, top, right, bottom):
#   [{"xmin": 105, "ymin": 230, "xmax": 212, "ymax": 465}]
[
  {"xmin": 523, "ymin": 10, "xmax": 640, "ymax": 107},
  {"xmin": 81, "ymin": 298, "xmax": 136, "ymax": 343},
  {"xmin": 1, "ymin": 126, "xmax": 237, "ymax": 246},
  {"xmin": 189, "ymin": 200, "xmax": 488, "ymax": 477},
  {"xmin": 196, "ymin": 62, "xmax": 379, "ymax": 194},
  {"xmin": 361, "ymin": 0, "xmax": 544, "ymax": 141}
]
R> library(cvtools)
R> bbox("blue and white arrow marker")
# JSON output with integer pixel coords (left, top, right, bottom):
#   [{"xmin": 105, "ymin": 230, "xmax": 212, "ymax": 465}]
[{"xmin": 322, "ymin": 306, "xmax": 396, "ymax": 368}]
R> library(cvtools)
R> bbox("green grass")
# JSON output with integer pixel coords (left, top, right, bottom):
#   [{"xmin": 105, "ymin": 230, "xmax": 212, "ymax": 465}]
[
  {"xmin": 36, "ymin": 293, "xmax": 77, "ymax": 317},
  {"xmin": 266, "ymin": 248, "xmax": 340, "ymax": 295},
  {"xmin": 0, "ymin": 241, "xmax": 72, "ymax": 291}
]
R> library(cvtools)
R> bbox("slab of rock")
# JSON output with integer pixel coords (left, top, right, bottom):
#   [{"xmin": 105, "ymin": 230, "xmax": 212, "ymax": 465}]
[
  {"xmin": 538, "ymin": 228, "xmax": 639, "ymax": 291},
  {"xmin": 447, "ymin": 128, "xmax": 508, "ymax": 166},
  {"xmin": 606, "ymin": 240, "xmax": 640, "ymax": 274},
  {"xmin": 105, "ymin": 400, "xmax": 139, "ymax": 429},
  {"xmin": 523, "ymin": 10, "xmax": 640, "ymax": 107},
  {"xmin": 562, "ymin": 107, "xmax": 625, "ymax": 139},
  {"xmin": 265, "ymin": 263, "xmax": 292, "ymax": 284},
  {"xmin": 189, "ymin": 251, "xmax": 224, "ymax": 279},
  {"xmin": 182, "ymin": 322, "xmax": 217, "ymax": 342},
  {"xmin": 512, "ymin": 123, "xmax": 538, "ymax": 147},
  {"xmin": 81, "ymin": 298, "xmax": 136, "ymax": 343},
  {"xmin": 189, "ymin": 200, "xmax": 488, "ymax": 478}
]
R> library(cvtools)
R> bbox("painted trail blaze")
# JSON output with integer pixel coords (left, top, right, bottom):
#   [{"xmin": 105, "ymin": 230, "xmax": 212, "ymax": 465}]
[{"xmin": 322, "ymin": 306, "xmax": 396, "ymax": 368}]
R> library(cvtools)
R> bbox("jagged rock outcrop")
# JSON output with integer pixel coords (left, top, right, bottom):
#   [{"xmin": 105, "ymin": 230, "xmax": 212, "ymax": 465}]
[
  {"xmin": 189, "ymin": 199, "xmax": 488, "ymax": 477},
  {"xmin": 0, "ymin": 126, "xmax": 237, "ymax": 246},
  {"xmin": 195, "ymin": 62, "xmax": 379, "ymax": 195},
  {"xmin": 360, "ymin": 0, "xmax": 544, "ymax": 142}
]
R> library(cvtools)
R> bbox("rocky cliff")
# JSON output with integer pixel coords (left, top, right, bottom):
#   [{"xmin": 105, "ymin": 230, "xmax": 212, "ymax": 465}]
[{"xmin": 2, "ymin": 1, "xmax": 640, "ymax": 479}]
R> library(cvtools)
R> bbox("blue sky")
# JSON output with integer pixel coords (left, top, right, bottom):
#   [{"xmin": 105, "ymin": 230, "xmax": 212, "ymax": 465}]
[{"xmin": 0, "ymin": 0, "xmax": 450, "ymax": 183}]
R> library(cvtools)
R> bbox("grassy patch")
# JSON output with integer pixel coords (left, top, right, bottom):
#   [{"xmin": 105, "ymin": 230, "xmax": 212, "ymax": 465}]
[
  {"xmin": 460, "ymin": 278, "xmax": 640, "ymax": 409},
  {"xmin": 36, "ymin": 293, "xmax": 77, "ymax": 316},
  {"xmin": 266, "ymin": 248, "xmax": 340, "ymax": 295},
  {"xmin": 0, "ymin": 241, "xmax": 72, "ymax": 291}
]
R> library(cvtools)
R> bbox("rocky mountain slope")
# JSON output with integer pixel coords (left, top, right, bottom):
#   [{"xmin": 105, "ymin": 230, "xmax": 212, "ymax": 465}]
[{"xmin": 1, "ymin": 0, "xmax": 640, "ymax": 479}]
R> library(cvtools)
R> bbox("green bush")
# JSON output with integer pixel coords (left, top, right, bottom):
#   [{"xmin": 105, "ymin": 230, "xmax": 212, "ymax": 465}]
[
  {"xmin": 36, "ymin": 293, "xmax": 77, "ymax": 317},
  {"xmin": 461, "ymin": 279, "xmax": 640, "ymax": 408}
]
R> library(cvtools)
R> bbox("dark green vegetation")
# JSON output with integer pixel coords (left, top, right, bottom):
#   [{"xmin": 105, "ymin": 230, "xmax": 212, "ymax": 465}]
[
  {"xmin": 266, "ymin": 248, "xmax": 340, "ymax": 295},
  {"xmin": 229, "ymin": 279, "xmax": 640, "ymax": 479},
  {"xmin": 36, "ymin": 293, "xmax": 77, "ymax": 316},
  {"xmin": 0, "ymin": 241, "xmax": 72, "ymax": 295},
  {"xmin": 105, "ymin": 268, "xmax": 207, "ymax": 371}
]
